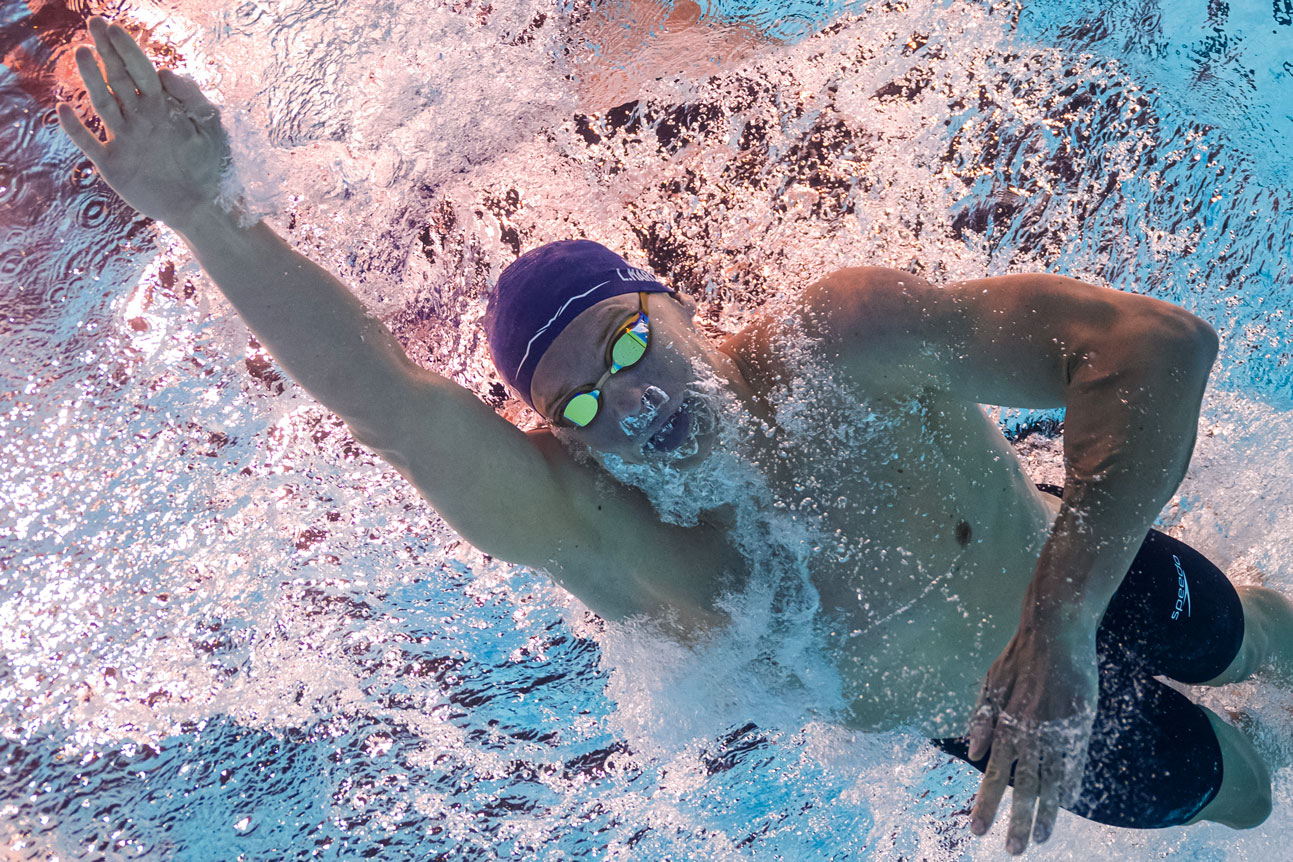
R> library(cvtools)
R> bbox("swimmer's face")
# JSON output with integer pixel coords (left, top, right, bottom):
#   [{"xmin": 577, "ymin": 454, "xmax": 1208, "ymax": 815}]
[{"xmin": 529, "ymin": 292, "xmax": 731, "ymax": 465}]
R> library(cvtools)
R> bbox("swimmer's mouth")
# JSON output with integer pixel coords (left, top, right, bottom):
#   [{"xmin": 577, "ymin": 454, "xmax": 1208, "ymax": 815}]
[{"xmin": 644, "ymin": 396, "xmax": 711, "ymax": 458}]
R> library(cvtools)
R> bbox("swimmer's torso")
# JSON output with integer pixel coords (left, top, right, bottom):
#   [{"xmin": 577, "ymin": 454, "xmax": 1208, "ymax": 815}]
[
  {"xmin": 710, "ymin": 318, "xmax": 1060, "ymax": 736},
  {"xmin": 771, "ymin": 385, "xmax": 1058, "ymax": 736},
  {"xmin": 546, "ymin": 290, "xmax": 1064, "ymax": 737}
]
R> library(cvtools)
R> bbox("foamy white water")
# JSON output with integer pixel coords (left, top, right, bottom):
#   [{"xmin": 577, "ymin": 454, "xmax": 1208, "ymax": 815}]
[{"xmin": 2, "ymin": 0, "xmax": 1293, "ymax": 857}]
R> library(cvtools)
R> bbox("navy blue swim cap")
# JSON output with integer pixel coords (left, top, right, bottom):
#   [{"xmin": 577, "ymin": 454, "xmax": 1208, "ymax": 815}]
[{"xmin": 485, "ymin": 240, "xmax": 674, "ymax": 409}]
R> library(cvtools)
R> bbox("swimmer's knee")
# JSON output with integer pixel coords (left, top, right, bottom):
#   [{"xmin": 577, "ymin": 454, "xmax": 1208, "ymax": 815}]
[
  {"xmin": 1216, "ymin": 775, "xmax": 1274, "ymax": 830},
  {"xmin": 1189, "ymin": 707, "xmax": 1272, "ymax": 830}
]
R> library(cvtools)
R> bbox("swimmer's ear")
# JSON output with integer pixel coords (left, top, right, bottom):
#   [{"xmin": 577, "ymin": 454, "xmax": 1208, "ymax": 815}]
[{"xmin": 670, "ymin": 291, "xmax": 700, "ymax": 317}]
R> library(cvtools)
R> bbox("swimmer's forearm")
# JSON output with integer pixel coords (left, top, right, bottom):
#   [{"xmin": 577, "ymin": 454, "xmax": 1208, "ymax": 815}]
[
  {"xmin": 175, "ymin": 202, "xmax": 420, "ymax": 444},
  {"xmin": 1031, "ymin": 318, "xmax": 1218, "ymax": 629},
  {"xmin": 1022, "ymin": 503, "xmax": 1153, "ymax": 631}
]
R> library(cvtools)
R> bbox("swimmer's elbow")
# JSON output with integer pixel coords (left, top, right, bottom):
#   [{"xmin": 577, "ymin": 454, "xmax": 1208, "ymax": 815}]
[
  {"xmin": 1151, "ymin": 308, "xmax": 1219, "ymax": 385},
  {"xmin": 1192, "ymin": 317, "xmax": 1220, "ymax": 373},
  {"xmin": 1104, "ymin": 300, "xmax": 1218, "ymax": 389}
]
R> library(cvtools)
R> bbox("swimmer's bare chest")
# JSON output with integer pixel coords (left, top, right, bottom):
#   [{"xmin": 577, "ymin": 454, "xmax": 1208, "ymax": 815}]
[{"xmin": 741, "ymin": 384, "xmax": 1057, "ymax": 735}]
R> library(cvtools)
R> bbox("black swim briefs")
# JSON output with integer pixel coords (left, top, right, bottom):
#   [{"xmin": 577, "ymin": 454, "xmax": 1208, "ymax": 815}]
[{"xmin": 933, "ymin": 484, "xmax": 1245, "ymax": 829}]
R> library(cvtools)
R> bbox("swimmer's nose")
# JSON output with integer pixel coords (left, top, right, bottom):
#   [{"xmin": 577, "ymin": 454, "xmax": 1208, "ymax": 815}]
[{"xmin": 618, "ymin": 385, "xmax": 669, "ymax": 439}]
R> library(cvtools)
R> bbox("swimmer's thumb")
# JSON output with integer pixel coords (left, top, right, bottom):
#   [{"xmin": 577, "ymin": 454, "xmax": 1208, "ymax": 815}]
[{"xmin": 159, "ymin": 69, "xmax": 223, "ymax": 129}]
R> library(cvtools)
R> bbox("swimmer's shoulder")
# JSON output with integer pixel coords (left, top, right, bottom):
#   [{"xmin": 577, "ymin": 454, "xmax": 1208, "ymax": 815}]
[
  {"xmin": 718, "ymin": 315, "xmax": 790, "ymax": 396},
  {"xmin": 719, "ymin": 266, "xmax": 934, "ymax": 397},
  {"xmin": 799, "ymin": 265, "xmax": 935, "ymax": 346}
]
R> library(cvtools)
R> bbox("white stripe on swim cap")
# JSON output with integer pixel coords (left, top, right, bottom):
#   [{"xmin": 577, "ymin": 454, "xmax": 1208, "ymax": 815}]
[{"xmin": 514, "ymin": 279, "xmax": 611, "ymax": 381}]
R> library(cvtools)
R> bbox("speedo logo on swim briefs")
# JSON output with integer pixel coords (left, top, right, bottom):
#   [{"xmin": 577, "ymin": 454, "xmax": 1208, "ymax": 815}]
[
  {"xmin": 1171, "ymin": 554, "xmax": 1192, "ymax": 620},
  {"xmin": 616, "ymin": 267, "xmax": 658, "ymax": 283}
]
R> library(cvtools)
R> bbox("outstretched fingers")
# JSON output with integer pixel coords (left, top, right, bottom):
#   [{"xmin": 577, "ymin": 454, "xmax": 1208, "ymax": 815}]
[
  {"xmin": 74, "ymin": 46, "xmax": 124, "ymax": 132},
  {"xmin": 56, "ymin": 103, "xmax": 107, "ymax": 164},
  {"xmin": 104, "ymin": 20, "xmax": 164, "ymax": 98},
  {"xmin": 1006, "ymin": 752, "xmax": 1039, "ymax": 854},
  {"xmin": 87, "ymin": 18, "xmax": 138, "ymax": 109},
  {"xmin": 158, "ymin": 69, "xmax": 222, "ymax": 132},
  {"xmin": 1032, "ymin": 754, "xmax": 1063, "ymax": 844},
  {"xmin": 970, "ymin": 738, "xmax": 1013, "ymax": 836}
]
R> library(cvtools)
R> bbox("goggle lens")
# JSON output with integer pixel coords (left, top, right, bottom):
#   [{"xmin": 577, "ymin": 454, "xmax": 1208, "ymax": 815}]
[
  {"xmin": 562, "ymin": 391, "xmax": 601, "ymax": 427},
  {"xmin": 610, "ymin": 321, "xmax": 648, "ymax": 367}
]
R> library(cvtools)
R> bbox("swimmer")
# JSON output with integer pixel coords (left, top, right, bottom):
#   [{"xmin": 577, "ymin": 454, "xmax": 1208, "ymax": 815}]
[{"xmin": 57, "ymin": 17, "xmax": 1293, "ymax": 854}]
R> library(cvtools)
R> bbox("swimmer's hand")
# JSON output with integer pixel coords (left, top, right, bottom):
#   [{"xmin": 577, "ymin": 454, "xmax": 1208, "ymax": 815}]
[
  {"xmin": 57, "ymin": 17, "xmax": 231, "ymax": 234},
  {"xmin": 966, "ymin": 623, "xmax": 1098, "ymax": 854}
]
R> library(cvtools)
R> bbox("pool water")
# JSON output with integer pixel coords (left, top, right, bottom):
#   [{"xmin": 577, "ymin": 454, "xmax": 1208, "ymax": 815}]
[{"xmin": 2, "ymin": 0, "xmax": 1293, "ymax": 859}]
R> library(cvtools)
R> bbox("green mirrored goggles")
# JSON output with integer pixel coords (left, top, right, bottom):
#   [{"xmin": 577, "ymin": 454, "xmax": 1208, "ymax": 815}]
[{"xmin": 557, "ymin": 292, "xmax": 651, "ymax": 428}]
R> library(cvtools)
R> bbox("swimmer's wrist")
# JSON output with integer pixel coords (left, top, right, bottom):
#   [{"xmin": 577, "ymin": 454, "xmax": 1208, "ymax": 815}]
[
  {"xmin": 171, "ymin": 199, "xmax": 253, "ymax": 240},
  {"xmin": 1019, "ymin": 594, "xmax": 1103, "ymax": 642}
]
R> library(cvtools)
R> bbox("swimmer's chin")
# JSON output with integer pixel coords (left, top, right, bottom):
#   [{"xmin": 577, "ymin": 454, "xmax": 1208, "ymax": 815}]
[
  {"xmin": 640, "ymin": 427, "xmax": 715, "ymax": 467},
  {"xmin": 554, "ymin": 433, "xmax": 713, "ymax": 472}
]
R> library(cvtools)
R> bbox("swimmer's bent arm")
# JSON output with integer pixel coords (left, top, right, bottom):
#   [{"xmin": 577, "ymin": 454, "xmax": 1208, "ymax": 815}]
[
  {"xmin": 807, "ymin": 267, "xmax": 1218, "ymax": 631},
  {"xmin": 803, "ymin": 266, "xmax": 1218, "ymax": 850}
]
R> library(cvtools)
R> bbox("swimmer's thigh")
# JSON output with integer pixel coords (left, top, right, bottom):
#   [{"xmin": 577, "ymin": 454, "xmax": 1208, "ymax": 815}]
[
  {"xmin": 1068, "ymin": 671, "xmax": 1226, "ymax": 828},
  {"xmin": 1100, "ymin": 528, "xmax": 1244, "ymax": 684},
  {"xmin": 934, "ymin": 673, "xmax": 1226, "ymax": 828}
]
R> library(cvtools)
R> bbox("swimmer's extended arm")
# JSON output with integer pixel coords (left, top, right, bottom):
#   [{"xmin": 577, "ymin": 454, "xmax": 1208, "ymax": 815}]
[
  {"xmin": 57, "ymin": 19, "xmax": 410, "ymax": 443},
  {"xmin": 58, "ymin": 19, "xmax": 733, "ymax": 628},
  {"xmin": 803, "ymin": 266, "xmax": 1218, "ymax": 853}
]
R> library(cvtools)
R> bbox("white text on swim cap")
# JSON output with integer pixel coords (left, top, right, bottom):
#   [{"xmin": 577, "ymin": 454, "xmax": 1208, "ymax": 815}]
[{"xmin": 616, "ymin": 267, "xmax": 658, "ymax": 282}]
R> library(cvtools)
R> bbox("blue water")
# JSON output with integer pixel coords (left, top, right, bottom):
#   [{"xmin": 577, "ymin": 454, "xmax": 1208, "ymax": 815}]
[{"xmin": 2, "ymin": 1, "xmax": 1293, "ymax": 859}]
